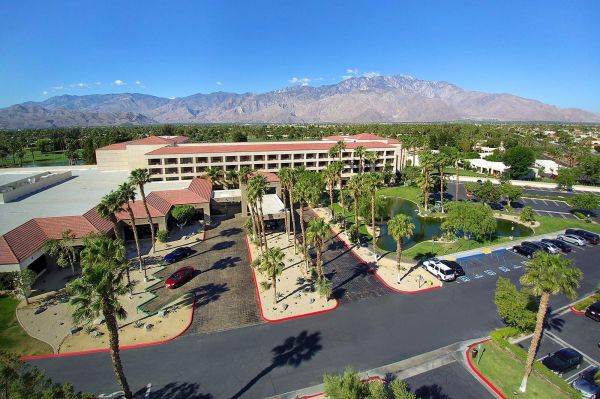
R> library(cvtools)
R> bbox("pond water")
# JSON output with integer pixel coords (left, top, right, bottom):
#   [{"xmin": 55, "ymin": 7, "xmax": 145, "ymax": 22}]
[{"xmin": 375, "ymin": 198, "xmax": 533, "ymax": 252}]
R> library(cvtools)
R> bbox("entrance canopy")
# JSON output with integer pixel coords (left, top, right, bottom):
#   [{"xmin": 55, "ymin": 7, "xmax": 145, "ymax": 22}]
[{"xmin": 258, "ymin": 194, "xmax": 286, "ymax": 220}]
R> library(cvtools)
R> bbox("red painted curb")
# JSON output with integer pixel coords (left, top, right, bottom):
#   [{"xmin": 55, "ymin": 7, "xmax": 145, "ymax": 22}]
[
  {"xmin": 245, "ymin": 234, "xmax": 340, "ymax": 323},
  {"xmin": 570, "ymin": 306, "xmax": 586, "ymax": 315},
  {"xmin": 20, "ymin": 294, "xmax": 197, "ymax": 361},
  {"xmin": 308, "ymin": 208, "xmax": 441, "ymax": 294},
  {"xmin": 465, "ymin": 339, "xmax": 506, "ymax": 399}
]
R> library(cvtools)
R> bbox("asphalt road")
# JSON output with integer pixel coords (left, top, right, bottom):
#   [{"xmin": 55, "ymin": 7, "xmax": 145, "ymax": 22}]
[
  {"xmin": 404, "ymin": 362, "xmax": 492, "ymax": 399},
  {"xmin": 29, "ymin": 226, "xmax": 600, "ymax": 398}
]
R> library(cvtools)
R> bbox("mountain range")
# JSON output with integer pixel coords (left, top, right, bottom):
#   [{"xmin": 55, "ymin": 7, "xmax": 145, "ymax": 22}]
[{"xmin": 1, "ymin": 75, "xmax": 599, "ymax": 129}]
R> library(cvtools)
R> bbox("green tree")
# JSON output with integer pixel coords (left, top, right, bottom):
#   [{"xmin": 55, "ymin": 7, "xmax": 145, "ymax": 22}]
[
  {"xmin": 346, "ymin": 175, "xmax": 363, "ymax": 229},
  {"xmin": 475, "ymin": 180, "xmax": 501, "ymax": 203},
  {"xmin": 569, "ymin": 193, "xmax": 600, "ymax": 216},
  {"xmin": 252, "ymin": 247, "xmax": 284, "ymax": 304},
  {"xmin": 518, "ymin": 252, "xmax": 582, "ymax": 393},
  {"xmin": 441, "ymin": 146, "xmax": 461, "ymax": 202},
  {"xmin": 577, "ymin": 154, "xmax": 600, "ymax": 184},
  {"xmin": 306, "ymin": 217, "xmax": 331, "ymax": 278},
  {"xmin": 503, "ymin": 146, "xmax": 535, "ymax": 179},
  {"xmin": 129, "ymin": 168, "xmax": 156, "ymax": 253},
  {"xmin": 416, "ymin": 151, "xmax": 436, "ymax": 211},
  {"xmin": 294, "ymin": 171, "xmax": 325, "ymax": 267},
  {"xmin": 354, "ymin": 145, "xmax": 367, "ymax": 175},
  {"xmin": 520, "ymin": 206, "xmax": 536, "ymax": 223},
  {"xmin": 45, "ymin": 229, "xmax": 78, "ymax": 275},
  {"xmin": 494, "ymin": 277, "xmax": 537, "ymax": 331},
  {"xmin": 12, "ymin": 269, "xmax": 36, "ymax": 305},
  {"xmin": 387, "ymin": 214, "xmax": 415, "ymax": 283},
  {"xmin": 434, "ymin": 151, "xmax": 450, "ymax": 212},
  {"xmin": 464, "ymin": 181, "xmax": 479, "ymax": 197},
  {"xmin": 323, "ymin": 368, "xmax": 415, "ymax": 399},
  {"xmin": 205, "ymin": 166, "xmax": 223, "ymax": 186},
  {"xmin": 171, "ymin": 204, "xmax": 197, "ymax": 228},
  {"xmin": 365, "ymin": 151, "xmax": 378, "ymax": 173},
  {"xmin": 364, "ymin": 172, "xmax": 384, "ymax": 240},
  {"xmin": 68, "ymin": 236, "xmax": 133, "ymax": 399},
  {"xmin": 500, "ymin": 183, "xmax": 523, "ymax": 209},
  {"xmin": 555, "ymin": 167, "xmax": 580, "ymax": 190},
  {"xmin": 248, "ymin": 174, "xmax": 269, "ymax": 251},
  {"xmin": 116, "ymin": 182, "xmax": 145, "ymax": 279},
  {"xmin": 323, "ymin": 164, "xmax": 339, "ymax": 219},
  {"xmin": 225, "ymin": 169, "xmax": 239, "ymax": 189},
  {"xmin": 442, "ymin": 202, "xmax": 496, "ymax": 241}
]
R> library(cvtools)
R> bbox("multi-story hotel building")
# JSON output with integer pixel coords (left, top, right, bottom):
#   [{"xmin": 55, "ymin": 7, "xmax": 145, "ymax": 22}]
[{"xmin": 96, "ymin": 133, "xmax": 403, "ymax": 181}]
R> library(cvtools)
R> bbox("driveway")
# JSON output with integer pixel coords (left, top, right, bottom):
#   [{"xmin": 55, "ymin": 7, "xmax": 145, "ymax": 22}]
[{"xmin": 141, "ymin": 216, "xmax": 262, "ymax": 335}]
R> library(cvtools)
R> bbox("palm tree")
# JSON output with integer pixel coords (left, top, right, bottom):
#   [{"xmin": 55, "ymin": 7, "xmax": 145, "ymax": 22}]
[
  {"xmin": 206, "ymin": 166, "xmax": 222, "ymax": 187},
  {"xmin": 116, "ymin": 182, "xmax": 146, "ymax": 280},
  {"xmin": 253, "ymin": 247, "xmax": 284, "ymax": 304},
  {"xmin": 417, "ymin": 151, "xmax": 436, "ymax": 211},
  {"xmin": 45, "ymin": 229, "xmax": 78, "ymax": 275},
  {"xmin": 306, "ymin": 218, "xmax": 330, "ymax": 278},
  {"xmin": 365, "ymin": 151, "xmax": 378, "ymax": 173},
  {"xmin": 248, "ymin": 175, "xmax": 269, "ymax": 251},
  {"xmin": 322, "ymin": 164, "xmax": 338, "ymax": 220},
  {"xmin": 444, "ymin": 147, "xmax": 461, "ymax": 202},
  {"xmin": 354, "ymin": 146, "xmax": 366, "ymax": 175},
  {"xmin": 346, "ymin": 175, "xmax": 362, "ymax": 229},
  {"xmin": 97, "ymin": 191, "xmax": 131, "ymax": 289},
  {"xmin": 363, "ymin": 172, "xmax": 384, "ymax": 240},
  {"xmin": 518, "ymin": 252, "xmax": 583, "ymax": 393},
  {"xmin": 279, "ymin": 167, "xmax": 293, "ymax": 240},
  {"xmin": 294, "ymin": 171, "xmax": 323, "ymax": 267},
  {"xmin": 226, "ymin": 169, "xmax": 239, "ymax": 189},
  {"xmin": 246, "ymin": 185, "xmax": 262, "ymax": 251},
  {"xmin": 435, "ymin": 152, "xmax": 449, "ymax": 212},
  {"xmin": 285, "ymin": 167, "xmax": 301, "ymax": 252},
  {"xmin": 68, "ymin": 236, "xmax": 133, "ymax": 399},
  {"xmin": 129, "ymin": 168, "xmax": 156, "ymax": 253},
  {"xmin": 387, "ymin": 214, "xmax": 415, "ymax": 283}
]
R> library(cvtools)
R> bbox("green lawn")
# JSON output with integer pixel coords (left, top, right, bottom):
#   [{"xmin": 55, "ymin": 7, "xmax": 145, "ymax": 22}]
[
  {"xmin": 533, "ymin": 215, "xmax": 600, "ymax": 235},
  {"xmin": 402, "ymin": 237, "xmax": 512, "ymax": 260},
  {"xmin": 377, "ymin": 185, "xmax": 421, "ymax": 204},
  {"xmin": 1, "ymin": 150, "xmax": 74, "ymax": 167},
  {"xmin": 442, "ymin": 167, "xmax": 488, "ymax": 177},
  {"xmin": 0, "ymin": 295, "xmax": 52, "ymax": 356},
  {"xmin": 474, "ymin": 341, "xmax": 576, "ymax": 399}
]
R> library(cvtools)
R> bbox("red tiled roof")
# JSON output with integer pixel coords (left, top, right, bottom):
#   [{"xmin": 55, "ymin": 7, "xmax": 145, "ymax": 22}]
[
  {"xmin": 115, "ymin": 201, "xmax": 166, "ymax": 221},
  {"xmin": 152, "ymin": 189, "xmax": 208, "ymax": 206},
  {"xmin": 187, "ymin": 178, "xmax": 213, "ymax": 202},
  {"xmin": 0, "ymin": 236, "xmax": 19, "ymax": 265},
  {"xmin": 145, "ymin": 192, "xmax": 174, "ymax": 215},
  {"xmin": 146, "ymin": 141, "xmax": 392, "ymax": 156},
  {"xmin": 251, "ymin": 171, "xmax": 280, "ymax": 183},
  {"xmin": 323, "ymin": 133, "xmax": 400, "ymax": 144},
  {"xmin": 2, "ymin": 219, "xmax": 48, "ymax": 264},
  {"xmin": 97, "ymin": 135, "xmax": 188, "ymax": 151},
  {"xmin": 35, "ymin": 216, "xmax": 100, "ymax": 239},
  {"xmin": 83, "ymin": 207, "xmax": 114, "ymax": 234}
]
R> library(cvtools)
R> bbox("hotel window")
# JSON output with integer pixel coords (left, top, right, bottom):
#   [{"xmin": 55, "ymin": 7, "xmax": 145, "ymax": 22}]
[
  {"xmin": 254, "ymin": 155, "xmax": 265, "ymax": 161},
  {"xmin": 196, "ymin": 157, "xmax": 208, "ymax": 163},
  {"xmin": 181, "ymin": 167, "xmax": 193, "ymax": 174},
  {"xmin": 254, "ymin": 164, "xmax": 265, "ymax": 169},
  {"xmin": 280, "ymin": 154, "xmax": 290, "ymax": 160},
  {"xmin": 306, "ymin": 153, "xmax": 315, "ymax": 159},
  {"xmin": 196, "ymin": 166, "xmax": 208, "ymax": 173},
  {"xmin": 165, "ymin": 176, "xmax": 179, "ymax": 181},
  {"xmin": 318, "ymin": 161, "xmax": 328, "ymax": 167},
  {"xmin": 226, "ymin": 156, "xmax": 237, "ymax": 162},
  {"xmin": 281, "ymin": 162, "xmax": 291, "ymax": 168},
  {"xmin": 239, "ymin": 155, "xmax": 251, "ymax": 162},
  {"xmin": 164, "ymin": 158, "xmax": 178, "ymax": 165},
  {"xmin": 306, "ymin": 162, "xmax": 316, "ymax": 168},
  {"xmin": 148, "ymin": 159, "xmax": 162, "ymax": 165},
  {"xmin": 318, "ymin": 153, "xmax": 328, "ymax": 159},
  {"xmin": 181, "ymin": 176, "xmax": 193, "ymax": 180},
  {"xmin": 267, "ymin": 163, "xmax": 278, "ymax": 170},
  {"xmin": 165, "ymin": 167, "xmax": 178, "ymax": 175},
  {"xmin": 267, "ymin": 154, "xmax": 278, "ymax": 161},
  {"xmin": 149, "ymin": 168, "xmax": 162, "ymax": 175},
  {"xmin": 211, "ymin": 156, "xmax": 223, "ymax": 163},
  {"xmin": 180, "ymin": 157, "xmax": 193, "ymax": 164},
  {"xmin": 293, "ymin": 162, "xmax": 303, "ymax": 167},
  {"xmin": 226, "ymin": 165, "xmax": 237, "ymax": 171},
  {"xmin": 294, "ymin": 154, "xmax": 304, "ymax": 160}
]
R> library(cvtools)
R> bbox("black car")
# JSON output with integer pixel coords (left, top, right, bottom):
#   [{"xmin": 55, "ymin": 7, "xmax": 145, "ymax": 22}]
[
  {"xmin": 566, "ymin": 229, "xmax": 599, "ymax": 245},
  {"xmin": 163, "ymin": 246, "xmax": 194, "ymax": 263},
  {"xmin": 512, "ymin": 244, "xmax": 538, "ymax": 258},
  {"xmin": 585, "ymin": 301, "xmax": 600, "ymax": 322},
  {"xmin": 440, "ymin": 260, "xmax": 465, "ymax": 277},
  {"xmin": 541, "ymin": 238, "xmax": 572, "ymax": 253},
  {"xmin": 542, "ymin": 348, "xmax": 583, "ymax": 375},
  {"xmin": 521, "ymin": 241, "xmax": 545, "ymax": 251}
]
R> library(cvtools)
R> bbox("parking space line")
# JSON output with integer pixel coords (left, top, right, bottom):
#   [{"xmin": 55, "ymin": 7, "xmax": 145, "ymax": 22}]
[{"xmin": 546, "ymin": 331, "xmax": 600, "ymax": 367}]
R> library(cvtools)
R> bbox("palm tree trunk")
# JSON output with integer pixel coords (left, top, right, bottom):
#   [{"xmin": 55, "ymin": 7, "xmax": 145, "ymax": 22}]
[
  {"xmin": 282, "ymin": 188, "xmax": 290, "ymax": 240},
  {"xmin": 139, "ymin": 185, "xmax": 156, "ymax": 254},
  {"xmin": 371, "ymin": 192, "xmax": 376, "ymax": 241},
  {"xmin": 289, "ymin": 186, "xmax": 297, "ymax": 252},
  {"xmin": 104, "ymin": 310, "xmax": 133, "ymax": 399},
  {"xmin": 273, "ymin": 274, "xmax": 277, "ymax": 304},
  {"xmin": 455, "ymin": 160, "xmax": 460, "ymax": 202},
  {"xmin": 316, "ymin": 245, "xmax": 323, "ymax": 278},
  {"xmin": 424, "ymin": 171, "xmax": 430, "ymax": 211},
  {"xmin": 299, "ymin": 203, "xmax": 308, "ymax": 266},
  {"xmin": 440, "ymin": 169, "xmax": 445, "ymax": 213},
  {"xmin": 252, "ymin": 205, "xmax": 263, "ymax": 252},
  {"xmin": 353, "ymin": 194, "xmax": 359, "ymax": 228},
  {"xmin": 111, "ymin": 221, "xmax": 131, "ymax": 289},
  {"xmin": 329, "ymin": 185, "xmax": 335, "ymax": 219},
  {"xmin": 249, "ymin": 206, "xmax": 259, "ymax": 247},
  {"xmin": 396, "ymin": 240, "xmax": 402, "ymax": 283},
  {"xmin": 519, "ymin": 291, "xmax": 550, "ymax": 393},
  {"xmin": 258, "ymin": 203, "xmax": 268, "ymax": 250},
  {"xmin": 126, "ymin": 207, "xmax": 146, "ymax": 280}
]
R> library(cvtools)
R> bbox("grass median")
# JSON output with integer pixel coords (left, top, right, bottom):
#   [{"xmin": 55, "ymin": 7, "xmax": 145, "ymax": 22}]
[{"xmin": 0, "ymin": 295, "xmax": 52, "ymax": 356}]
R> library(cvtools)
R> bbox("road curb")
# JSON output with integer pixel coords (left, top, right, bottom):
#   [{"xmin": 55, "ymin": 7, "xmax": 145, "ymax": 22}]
[
  {"xmin": 465, "ymin": 339, "xmax": 506, "ymax": 399},
  {"xmin": 20, "ymin": 293, "xmax": 197, "ymax": 361},
  {"xmin": 569, "ymin": 306, "xmax": 586, "ymax": 315},
  {"xmin": 244, "ymin": 234, "xmax": 339, "ymax": 323}
]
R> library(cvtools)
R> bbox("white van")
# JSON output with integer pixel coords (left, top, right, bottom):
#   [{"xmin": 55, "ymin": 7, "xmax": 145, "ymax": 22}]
[{"xmin": 424, "ymin": 261, "xmax": 456, "ymax": 281}]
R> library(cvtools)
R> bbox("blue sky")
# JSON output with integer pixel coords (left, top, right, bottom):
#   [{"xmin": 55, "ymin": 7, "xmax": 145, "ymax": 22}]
[{"xmin": 1, "ymin": 0, "xmax": 599, "ymax": 111}]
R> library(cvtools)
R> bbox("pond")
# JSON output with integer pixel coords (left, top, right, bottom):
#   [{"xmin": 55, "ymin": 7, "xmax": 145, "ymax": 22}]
[{"xmin": 375, "ymin": 197, "xmax": 533, "ymax": 252}]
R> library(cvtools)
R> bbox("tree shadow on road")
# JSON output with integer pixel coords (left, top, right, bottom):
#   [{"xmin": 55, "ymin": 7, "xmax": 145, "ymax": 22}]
[
  {"xmin": 192, "ymin": 282, "xmax": 229, "ymax": 308},
  {"xmin": 413, "ymin": 383, "xmax": 451, "ymax": 399},
  {"xmin": 134, "ymin": 381, "xmax": 213, "ymax": 399},
  {"xmin": 230, "ymin": 330, "xmax": 323, "ymax": 399},
  {"xmin": 205, "ymin": 256, "xmax": 241, "ymax": 272}
]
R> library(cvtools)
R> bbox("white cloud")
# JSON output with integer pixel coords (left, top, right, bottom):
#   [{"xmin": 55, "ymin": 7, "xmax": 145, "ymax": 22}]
[
  {"xmin": 362, "ymin": 72, "xmax": 380, "ymax": 78},
  {"xmin": 52, "ymin": 86, "xmax": 64, "ymax": 90},
  {"xmin": 134, "ymin": 80, "xmax": 146, "ymax": 88},
  {"xmin": 288, "ymin": 77, "xmax": 311, "ymax": 85},
  {"xmin": 216, "ymin": 81, "xmax": 222, "ymax": 86},
  {"xmin": 42, "ymin": 91, "xmax": 48, "ymax": 95},
  {"xmin": 113, "ymin": 79, "xmax": 126, "ymax": 86},
  {"xmin": 346, "ymin": 68, "xmax": 358, "ymax": 75},
  {"xmin": 135, "ymin": 80, "xmax": 141, "ymax": 85},
  {"xmin": 95, "ymin": 81, "xmax": 102, "ymax": 86},
  {"xmin": 342, "ymin": 75, "xmax": 353, "ymax": 80},
  {"xmin": 76, "ymin": 82, "xmax": 89, "ymax": 87},
  {"xmin": 168, "ymin": 97, "xmax": 176, "ymax": 100}
]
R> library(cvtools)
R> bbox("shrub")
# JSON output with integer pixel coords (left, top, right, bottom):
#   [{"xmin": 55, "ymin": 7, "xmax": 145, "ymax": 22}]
[
  {"xmin": 0, "ymin": 271, "xmax": 17, "ymax": 290},
  {"xmin": 348, "ymin": 225, "xmax": 360, "ymax": 243},
  {"xmin": 171, "ymin": 205, "xmax": 196, "ymax": 227},
  {"xmin": 520, "ymin": 206, "xmax": 536, "ymax": 223},
  {"xmin": 157, "ymin": 230, "xmax": 169, "ymax": 243},
  {"xmin": 494, "ymin": 277, "xmax": 538, "ymax": 332},
  {"xmin": 316, "ymin": 277, "xmax": 332, "ymax": 299}
]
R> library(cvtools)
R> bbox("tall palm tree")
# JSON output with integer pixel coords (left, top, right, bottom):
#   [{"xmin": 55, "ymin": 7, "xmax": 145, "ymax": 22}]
[
  {"xmin": 286, "ymin": 167, "xmax": 301, "ymax": 252},
  {"xmin": 129, "ymin": 168, "xmax": 156, "ymax": 253},
  {"xmin": 435, "ymin": 152, "xmax": 449, "ymax": 213},
  {"xmin": 518, "ymin": 252, "xmax": 583, "ymax": 393},
  {"xmin": 365, "ymin": 151, "xmax": 378, "ymax": 173},
  {"xmin": 279, "ymin": 167, "xmax": 292, "ymax": 240},
  {"xmin": 294, "ymin": 171, "xmax": 323, "ymax": 267},
  {"xmin": 97, "ymin": 191, "xmax": 131, "ymax": 289},
  {"xmin": 248, "ymin": 175, "xmax": 269, "ymax": 251},
  {"xmin": 68, "ymin": 236, "xmax": 133, "ymax": 399},
  {"xmin": 253, "ymin": 247, "xmax": 285, "ymax": 304},
  {"xmin": 363, "ymin": 172, "xmax": 384, "ymax": 240},
  {"xmin": 206, "ymin": 166, "xmax": 222, "ymax": 187},
  {"xmin": 417, "ymin": 151, "xmax": 436, "ymax": 211},
  {"xmin": 444, "ymin": 147, "xmax": 461, "ymax": 202},
  {"xmin": 322, "ymin": 164, "xmax": 338, "ymax": 220},
  {"xmin": 354, "ymin": 146, "xmax": 366, "ymax": 175},
  {"xmin": 226, "ymin": 169, "xmax": 239, "ymax": 189},
  {"xmin": 246, "ymin": 186, "xmax": 262, "ymax": 250},
  {"xmin": 116, "ymin": 182, "xmax": 146, "ymax": 280},
  {"xmin": 346, "ymin": 175, "xmax": 362, "ymax": 228},
  {"xmin": 387, "ymin": 214, "xmax": 415, "ymax": 283},
  {"xmin": 306, "ymin": 218, "xmax": 330, "ymax": 278}
]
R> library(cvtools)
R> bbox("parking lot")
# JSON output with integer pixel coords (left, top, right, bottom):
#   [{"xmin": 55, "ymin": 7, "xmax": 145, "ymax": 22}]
[
  {"xmin": 452, "ymin": 249, "xmax": 527, "ymax": 285},
  {"xmin": 519, "ymin": 197, "xmax": 577, "ymax": 219}
]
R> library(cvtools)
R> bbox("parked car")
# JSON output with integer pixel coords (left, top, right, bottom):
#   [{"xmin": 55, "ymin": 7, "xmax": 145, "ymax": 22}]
[
  {"xmin": 423, "ymin": 259, "xmax": 456, "ymax": 281},
  {"xmin": 164, "ymin": 266, "xmax": 195, "ymax": 289},
  {"xmin": 163, "ymin": 246, "xmax": 194, "ymax": 263},
  {"xmin": 585, "ymin": 301, "xmax": 600, "ymax": 322},
  {"xmin": 541, "ymin": 238, "xmax": 572, "ymax": 253},
  {"xmin": 423, "ymin": 258, "xmax": 464, "ymax": 277},
  {"xmin": 512, "ymin": 244, "xmax": 538, "ymax": 259},
  {"xmin": 558, "ymin": 233, "xmax": 587, "ymax": 246},
  {"xmin": 541, "ymin": 348, "xmax": 583, "ymax": 375},
  {"xmin": 536, "ymin": 241, "xmax": 561, "ymax": 254},
  {"xmin": 566, "ymin": 229, "xmax": 600, "ymax": 245},
  {"xmin": 572, "ymin": 367, "xmax": 600, "ymax": 399},
  {"xmin": 521, "ymin": 241, "xmax": 545, "ymax": 251}
]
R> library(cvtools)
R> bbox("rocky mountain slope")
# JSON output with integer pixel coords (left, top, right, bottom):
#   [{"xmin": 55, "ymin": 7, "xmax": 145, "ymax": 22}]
[{"xmin": 2, "ymin": 75, "xmax": 599, "ymax": 129}]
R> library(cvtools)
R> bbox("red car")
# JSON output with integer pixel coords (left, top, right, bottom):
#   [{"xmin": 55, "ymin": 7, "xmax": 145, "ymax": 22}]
[{"xmin": 164, "ymin": 266, "xmax": 195, "ymax": 289}]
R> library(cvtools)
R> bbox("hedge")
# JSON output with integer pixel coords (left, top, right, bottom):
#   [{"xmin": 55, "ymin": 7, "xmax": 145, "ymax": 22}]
[
  {"xmin": 489, "ymin": 328, "xmax": 580, "ymax": 398},
  {"xmin": 0, "ymin": 272, "xmax": 17, "ymax": 290}
]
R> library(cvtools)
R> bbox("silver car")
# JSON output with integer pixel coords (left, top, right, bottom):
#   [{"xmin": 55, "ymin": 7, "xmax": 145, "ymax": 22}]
[
  {"xmin": 538, "ymin": 241, "xmax": 561, "ymax": 254},
  {"xmin": 572, "ymin": 367, "xmax": 600, "ymax": 399},
  {"xmin": 558, "ymin": 233, "xmax": 586, "ymax": 246}
]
